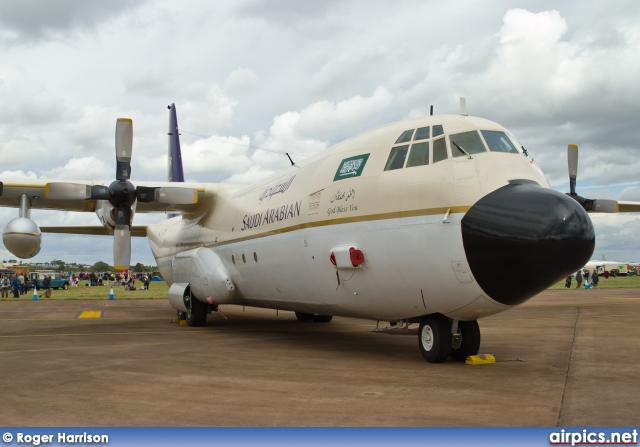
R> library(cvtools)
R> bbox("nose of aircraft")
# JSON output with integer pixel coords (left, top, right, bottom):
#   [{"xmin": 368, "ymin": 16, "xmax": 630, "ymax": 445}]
[{"xmin": 461, "ymin": 180, "xmax": 595, "ymax": 306}]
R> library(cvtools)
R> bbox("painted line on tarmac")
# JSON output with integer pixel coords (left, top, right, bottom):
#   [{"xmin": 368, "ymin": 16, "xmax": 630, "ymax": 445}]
[{"xmin": 76, "ymin": 310, "xmax": 102, "ymax": 319}]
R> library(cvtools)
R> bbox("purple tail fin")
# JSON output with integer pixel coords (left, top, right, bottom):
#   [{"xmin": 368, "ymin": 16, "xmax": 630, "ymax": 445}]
[{"xmin": 168, "ymin": 103, "xmax": 185, "ymax": 183}]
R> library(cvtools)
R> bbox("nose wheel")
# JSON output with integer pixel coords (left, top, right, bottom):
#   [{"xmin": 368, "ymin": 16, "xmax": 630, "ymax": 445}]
[
  {"xmin": 418, "ymin": 314, "xmax": 451, "ymax": 363},
  {"xmin": 450, "ymin": 320, "xmax": 480, "ymax": 362},
  {"xmin": 418, "ymin": 314, "xmax": 480, "ymax": 363}
]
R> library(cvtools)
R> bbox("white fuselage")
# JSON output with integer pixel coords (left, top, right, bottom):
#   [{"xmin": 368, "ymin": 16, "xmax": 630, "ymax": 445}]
[{"xmin": 147, "ymin": 114, "xmax": 549, "ymax": 322}]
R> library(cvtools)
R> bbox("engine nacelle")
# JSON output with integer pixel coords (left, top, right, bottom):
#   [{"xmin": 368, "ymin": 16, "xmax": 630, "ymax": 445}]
[
  {"xmin": 95, "ymin": 199, "xmax": 136, "ymax": 231},
  {"xmin": 169, "ymin": 247, "xmax": 235, "ymax": 310},
  {"xmin": 2, "ymin": 217, "xmax": 42, "ymax": 259}
]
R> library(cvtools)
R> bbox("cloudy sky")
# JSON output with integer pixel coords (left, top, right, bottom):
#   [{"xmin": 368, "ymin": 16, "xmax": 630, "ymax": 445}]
[{"xmin": 1, "ymin": 0, "xmax": 640, "ymax": 266}]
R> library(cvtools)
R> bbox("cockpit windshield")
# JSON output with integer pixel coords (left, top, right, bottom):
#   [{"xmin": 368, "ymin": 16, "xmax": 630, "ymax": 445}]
[
  {"xmin": 481, "ymin": 130, "xmax": 519, "ymax": 154},
  {"xmin": 450, "ymin": 131, "xmax": 487, "ymax": 157}
]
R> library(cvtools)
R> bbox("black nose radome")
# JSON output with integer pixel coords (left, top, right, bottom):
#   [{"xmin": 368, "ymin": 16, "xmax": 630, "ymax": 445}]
[{"xmin": 461, "ymin": 180, "xmax": 595, "ymax": 306}]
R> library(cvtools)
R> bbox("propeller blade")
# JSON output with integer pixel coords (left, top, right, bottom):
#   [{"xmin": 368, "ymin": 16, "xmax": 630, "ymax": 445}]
[
  {"xmin": 89, "ymin": 185, "xmax": 111, "ymax": 201},
  {"xmin": 113, "ymin": 224, "xmax": 131, "ymax": 270},
  {"xmin": 115, "ymin": 118, "xmax": 133, "ymax": 181},
  {"xmin": 590, "ymin": 199, "xmax": 618, "ymax": 213},
  {"xmin": 46, "ymin": 183, "xmax": 91, "ymax": 200},
  {"xmin": 137, "ymin": 186, "xmax": 198, "ymax": 204},
  {"xmin": 568, "ymin": 144, "xmax": 578, "ymax": 195},
  {"xmin": 45, "ymin": 183, "xmax": 112, "ymax": 201},
  {"xmin": 114, "ymin": 206, "xmax": 132, "ymax": 226}
]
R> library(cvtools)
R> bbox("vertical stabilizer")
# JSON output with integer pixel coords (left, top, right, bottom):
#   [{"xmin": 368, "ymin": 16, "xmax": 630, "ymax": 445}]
[{"xmin": 168, "ymin": 103, "xmax": 185, "ymax": 182}]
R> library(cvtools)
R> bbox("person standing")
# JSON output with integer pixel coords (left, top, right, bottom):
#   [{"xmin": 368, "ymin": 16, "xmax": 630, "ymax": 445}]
[
  {"xmin": 1, "ymin": 275, "xmax": 10, "ymax": 297},
  {"xmin": 575, "ymin": 269, "xmax": 583, "ymax": 288},
  {"xmin": 591, "ymin": 272, "xmax": 599, "ymax": 287},
  {"xmin": 43, "ymin": 275, "xmax": 52, "ymax": 298},
  {"xmin": 565, "ymin": 275, "xmax": 572, "ymax": 289},
  {"xmin": 12, "ymin": 274, "xmax": 20, "ymax": 298},
  {"xmin": 18, "ymin": 273, "xmax": 25, "ymax": 295}
]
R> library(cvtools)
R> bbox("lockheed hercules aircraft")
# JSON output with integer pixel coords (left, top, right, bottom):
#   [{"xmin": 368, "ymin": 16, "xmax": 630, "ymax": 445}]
[{"xmin": 2, "ymin": 100, "xmax": 638, "ymax": 363}]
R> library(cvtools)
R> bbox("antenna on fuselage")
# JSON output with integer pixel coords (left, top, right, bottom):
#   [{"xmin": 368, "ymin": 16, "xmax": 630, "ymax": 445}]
[
  {"xmin": 285, "ymin": 152, "xmax": 295, "ymax": 166},
  {"xmin": 430, "ymin": 105, "xmax": 433, "ymax": 116},
  {"xmin": 460, "ymin": 97, "xmax": 468, "ymax": 116}
]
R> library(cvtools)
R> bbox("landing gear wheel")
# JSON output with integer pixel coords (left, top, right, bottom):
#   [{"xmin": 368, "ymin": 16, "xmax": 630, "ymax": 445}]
[
  {"xmin": 185, "ymin": 294, "xmax": 207, "ymax": 327},
  {"xmin": 295, "ymin": 312, "xmax": 314, "ymax": 321},
  {"xmin": 418, "ymin": 314, "xmax": 451, "ymax": 363},
  {"xmin": 450, "ymin": 320, "xmax": 481, "ymax": 362},
  {"xmin": 312, "ymin": 314, "xmax": 333, "ymax": 323},
  {"xmin": 177, "ymin": 310, "xmax": 186, "ymax": 321}
]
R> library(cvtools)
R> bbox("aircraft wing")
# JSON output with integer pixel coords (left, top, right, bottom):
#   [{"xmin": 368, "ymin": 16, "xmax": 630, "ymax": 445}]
[
  {"xmin": 0, "ymin": 179, "xmax": 207, "ymax": 214},
  {"xmin": 39, "ymin": 225, "xmax": 148, "ymax": 237}
]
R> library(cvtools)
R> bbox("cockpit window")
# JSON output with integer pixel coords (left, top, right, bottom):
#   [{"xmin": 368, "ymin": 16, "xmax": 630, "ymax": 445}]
[
  {"xmin": 481, "ymin": 130, "xmax": 519, "ymax": 154},
  {"xmin": 432, "ymin": 125, "xmax": 444, "ymax": 137},
  {"xmin": 395, "ymin": 129, "xmax": 415, "ymax": 144},
  {"xmin": 384, "ymin": 145, "xmax": 409, "ymax": 171},
  {"xmin": 406, "ymin": 141, "xmax": 430, "ymax": 168},
  {"xmin": 450, "ymin": 130, "xmax": 487, "ymax": 157},
  {"xmin": 433, "ymin": 137, "xmax": 447, "ymax": 163},
  {"xmin": 413, "ymin": 126, "xmax": 430, "ymax": 141}
]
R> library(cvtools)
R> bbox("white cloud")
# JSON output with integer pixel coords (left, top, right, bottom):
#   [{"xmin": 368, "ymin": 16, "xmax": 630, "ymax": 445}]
[
  {"xmin": 182, "ymin": 135, "xmax": 253, "ymax": 178},
  {"xmin": 223, "ymin": 68, "xmax": 259, "ymax": 95}
]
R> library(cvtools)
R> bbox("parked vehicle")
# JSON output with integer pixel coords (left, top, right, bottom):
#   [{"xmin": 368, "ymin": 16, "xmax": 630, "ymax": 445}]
[{"xmin": 30, "ymin": 272, "xmax": 70, "ymax": 290}]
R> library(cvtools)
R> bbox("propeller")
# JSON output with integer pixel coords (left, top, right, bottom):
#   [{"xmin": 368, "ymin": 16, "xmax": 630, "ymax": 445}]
[
  {"xmin": 565, "ymin": 144, "xmax": 618, "ymax": 213},
  {"xmin": 46, "ymin": 118, "xmax": 198, "ymax": 269}
]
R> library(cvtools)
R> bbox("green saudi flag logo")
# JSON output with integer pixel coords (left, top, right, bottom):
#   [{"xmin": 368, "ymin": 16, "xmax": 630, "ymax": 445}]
[{"xmin": 333, "ymin": 154, "xmax": 370, "ymax": 181}]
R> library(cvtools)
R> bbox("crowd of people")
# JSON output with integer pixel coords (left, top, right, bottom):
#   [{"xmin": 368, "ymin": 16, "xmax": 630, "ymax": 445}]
[
  {"xmin": 565, "ymin": 268, "xmax": 606, "ymax": 289},
  {"xmin": 0, "ymin": 271, "xmax": 156, "ymax": 298},
  {"xmin": 79, "ymin": 271, "xmax": 154, "ymax": 290},
  {"xmin": 0, "ymin": 273, "xmax": 52, "ymax": 298}
]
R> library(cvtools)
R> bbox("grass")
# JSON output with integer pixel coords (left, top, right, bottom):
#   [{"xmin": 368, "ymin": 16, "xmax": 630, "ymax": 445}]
[
  {"xmin": 2, "ymin": 276, "xmax": 639, "ymax": 302},
  {"xmin": 549, "ymin": 275, "xmax": 640, "ymax": 290},
  {"xmin": 0, "ymin": 280, "xmax": 169, "ymax": 301}
]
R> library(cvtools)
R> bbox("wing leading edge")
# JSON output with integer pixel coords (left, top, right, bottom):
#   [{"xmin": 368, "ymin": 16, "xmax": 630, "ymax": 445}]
[{"xmin": 0, "ymin": 179, "xmax": 207, "ymax": 214}]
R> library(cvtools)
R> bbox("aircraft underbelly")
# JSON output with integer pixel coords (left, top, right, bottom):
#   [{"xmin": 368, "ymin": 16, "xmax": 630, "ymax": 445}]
[{"xmin": 213, "ymin": 213, "xmax": 506, "ymax": 321}]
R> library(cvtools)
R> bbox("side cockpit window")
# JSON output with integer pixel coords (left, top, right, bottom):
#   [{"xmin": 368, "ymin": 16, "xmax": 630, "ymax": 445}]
[
  {"xmin": 414, "ymin": 126, "xmax": 430, "ymax": 140},
  {"xmin": 433, "ymin": 137, "xmax": 447, "ymax": 163},
  {"xmin": 406, "ymin": 141, "xmax": 429, "ymax": 168},
  {"xmin": 395, "ymin": 129, "xmax": 415, "ymax": 144},
  {"xmin": 481, "ymin": 130, "xmax": 519, "ymax": 154},
  {"xmin": 385, "ymin": 125, "xmax": 448, "ymax": 171},
  {"xmin": 384, "ymin": 145, "xmax": 409, "ymax": 171}
]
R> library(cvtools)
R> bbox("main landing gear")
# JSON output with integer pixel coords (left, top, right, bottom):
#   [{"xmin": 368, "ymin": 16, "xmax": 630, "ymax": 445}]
[
  {"xmin": 418, "ymin": 314, "xmax": 480, "ymax": 363},
  {"xmin": 178, "ymin": 293, "xmax": 208, "ymax": 327}
]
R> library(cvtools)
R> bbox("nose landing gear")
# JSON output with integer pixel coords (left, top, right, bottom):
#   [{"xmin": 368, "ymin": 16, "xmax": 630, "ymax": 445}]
[{"xmin": 418, "ymin": 314, "xmax": 480, "ymax": 363}]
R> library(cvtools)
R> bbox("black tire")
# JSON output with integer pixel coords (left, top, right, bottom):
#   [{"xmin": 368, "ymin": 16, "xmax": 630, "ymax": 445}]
[
  {"xmin": 450, "ymin": 320, "xmax": 481, "ymax": 362},
  {"xmin": 312, "ymin": 314, "xmax": 333, "ymax": 323},
  {"xmin": 295, "ymin": 312, "xmax": 314, "ymax": 321},
  {"xmin": 418, "ymin": 314, "xmax": 452, "ymax": 363},
  {"xmin": 186, "ymin": 294, "xmax": 207, "ymax": 327},
  {"xmin": 177, "ymin": 310, "xmax": 186, "ymax": 321}
]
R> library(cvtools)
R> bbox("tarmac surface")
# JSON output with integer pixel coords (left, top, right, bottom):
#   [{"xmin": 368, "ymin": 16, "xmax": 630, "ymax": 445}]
[{"xmin": 0, "ymin": 287, "xmax": 639, "ymax": 427}]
